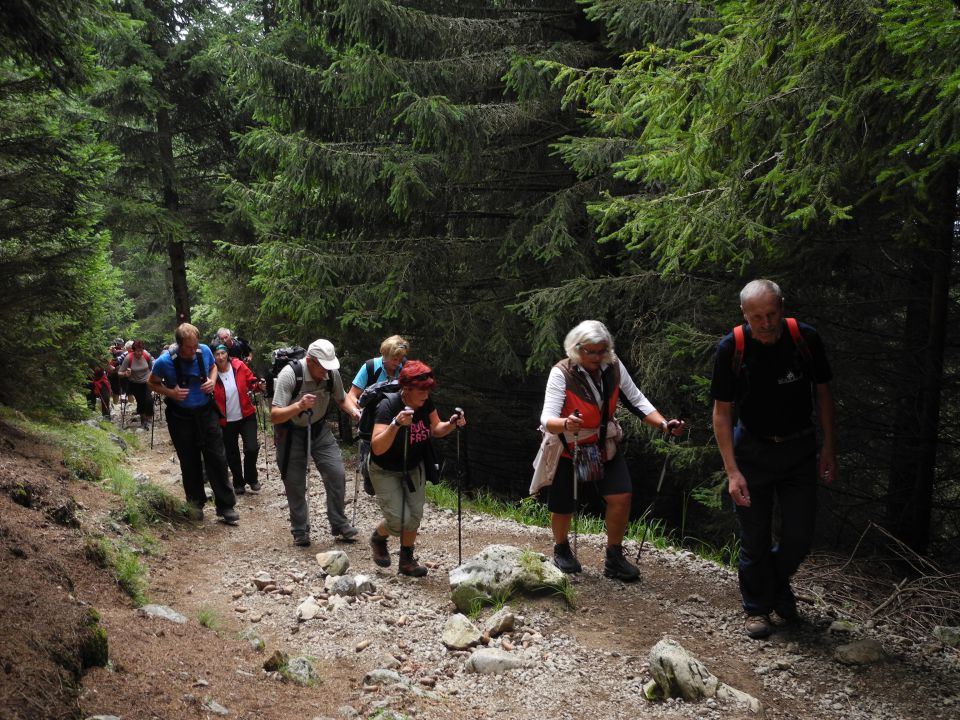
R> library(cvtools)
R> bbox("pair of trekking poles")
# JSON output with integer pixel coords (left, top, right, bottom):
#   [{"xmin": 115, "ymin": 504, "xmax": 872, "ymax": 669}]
[
  {"xmin": 567, "ymin": 410, "xmax": 684, "ymax": 567},
  {"xmin": 351, "ymin": 406, "xmax": 468, "ymax": 571}
]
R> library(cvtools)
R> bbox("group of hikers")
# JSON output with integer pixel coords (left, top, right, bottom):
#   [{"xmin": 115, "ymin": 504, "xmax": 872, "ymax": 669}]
[{"xmin": 89, "ymin": 278, "xmax": 837, "ymax": 640}]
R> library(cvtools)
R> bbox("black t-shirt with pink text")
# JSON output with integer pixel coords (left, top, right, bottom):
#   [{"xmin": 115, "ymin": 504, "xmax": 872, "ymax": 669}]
[{"xmin": 371, "ymin": 393, "xmax": 436, "ymax": 472}]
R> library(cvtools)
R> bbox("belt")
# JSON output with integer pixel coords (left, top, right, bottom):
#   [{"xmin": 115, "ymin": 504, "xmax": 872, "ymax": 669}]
[{"xmin": 758, "ymin": 427, "xmax": 815, "ymax": 444}]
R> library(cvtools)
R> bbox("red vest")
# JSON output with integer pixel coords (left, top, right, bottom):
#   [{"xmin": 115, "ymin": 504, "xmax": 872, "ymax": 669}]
[{"xmin": 555, "ymin": 358, "xmax": 620, "ymax": 457}]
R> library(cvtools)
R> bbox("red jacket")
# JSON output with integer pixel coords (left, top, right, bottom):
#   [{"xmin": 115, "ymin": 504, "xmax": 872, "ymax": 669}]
[{"xmin": 213, "ymin": 358, "xmax": 260, "ymax": 426}]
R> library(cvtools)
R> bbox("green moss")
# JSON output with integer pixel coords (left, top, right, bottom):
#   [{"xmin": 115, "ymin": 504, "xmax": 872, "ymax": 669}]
[
  {"xmin": 11, "ymin": 482, "xmax": 32, "ymax": 508},
  {"xmin": 79, "ymin": 609, "xmax": 109, "ymax": 668}
]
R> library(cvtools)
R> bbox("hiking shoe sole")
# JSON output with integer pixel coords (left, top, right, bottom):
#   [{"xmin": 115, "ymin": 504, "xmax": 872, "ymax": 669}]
[{"xmin": 293, "ymin": 536, "xmax": 311, "ymax": 547}]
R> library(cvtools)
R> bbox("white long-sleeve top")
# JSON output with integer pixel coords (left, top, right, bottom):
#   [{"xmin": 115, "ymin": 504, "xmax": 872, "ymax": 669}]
[{"xmin": 539, "ymin": 358, "xmax": 656, "ymax": 430}]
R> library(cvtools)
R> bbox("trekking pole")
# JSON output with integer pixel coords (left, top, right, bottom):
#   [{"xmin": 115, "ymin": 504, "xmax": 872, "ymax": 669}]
[
  {"xmin": 305, "ymin": 408, "xmax": 313, "ymax": 524},
  {"xmin": 453, "ymin": 407, "xmax": 464, "ymax": 567},
  {"xmin": 398, "ymin": 410, "xmax": 412, "ymax": 576},
  {"xmin": 150, "ymin": 409, "xmax": 156, "ymax": 449},
  {"xmin": 636, "ymin": 421, "xmax": 684, "ymax": 563},
  {"xmin": 352, "ymin": 462, "xmax": 360, "ymax": 527},
  {"xmin": 570, "ymin": 409, "xmax": 581, "ymax": 559},
  {"xmin": 119, "ymin": 393, "xmax": 127, "ymax": 429},
  {"xmin": 259, "ymin": 392, "xmax": 270, "ymax": 487}
]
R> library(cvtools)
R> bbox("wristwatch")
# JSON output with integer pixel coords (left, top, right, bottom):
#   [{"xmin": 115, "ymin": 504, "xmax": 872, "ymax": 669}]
[
  {"xmin": 660, "ymin": 420, "xmax": 669, "ymax": 433},
  {"xmin": 390, "ymin": 417, "xmax": 398, "ymax": 427}
]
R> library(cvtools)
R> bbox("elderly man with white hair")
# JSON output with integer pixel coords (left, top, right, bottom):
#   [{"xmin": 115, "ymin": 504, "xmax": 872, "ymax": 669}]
[{"xmin": 711, "ymin": 279, "xmax": 836, "ymax": 639}]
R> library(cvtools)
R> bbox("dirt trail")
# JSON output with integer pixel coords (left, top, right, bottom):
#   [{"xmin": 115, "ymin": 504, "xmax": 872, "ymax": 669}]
[{"xmin": 2, "ymin": 413, "xmax": 957, "ymax": 720}]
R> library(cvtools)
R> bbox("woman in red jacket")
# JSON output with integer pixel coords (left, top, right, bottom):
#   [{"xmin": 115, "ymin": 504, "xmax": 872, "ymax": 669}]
[{"xmin": 213, "ymin": 345, "xmax": 263, "ymax": 494}]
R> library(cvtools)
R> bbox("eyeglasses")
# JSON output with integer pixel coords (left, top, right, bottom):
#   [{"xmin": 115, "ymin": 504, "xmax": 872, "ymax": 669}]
[
  {"xmin": 409, "ymin": 371, "xmax": 433, "ymax": 382},
  {"xmin": 578, "ymin": 345, "xmax": 607, "ymax": 357}
]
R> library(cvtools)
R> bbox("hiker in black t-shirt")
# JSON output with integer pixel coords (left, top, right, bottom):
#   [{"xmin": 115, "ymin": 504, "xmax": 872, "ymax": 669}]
[
  {"xmin": 711, "ymin": 279, "xmax": 836, "ymax": 640},
  {"xmin": 367, "ymin": 360, "xmax": 466, "ymax": 577}
]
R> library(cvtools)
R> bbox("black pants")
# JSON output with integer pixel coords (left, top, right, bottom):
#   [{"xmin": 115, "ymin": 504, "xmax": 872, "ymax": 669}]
[
  {"xmin": 127, "ymin": 381, "xmax": 154, "ymax": 418},
  {"xmin": 733, "ymin": 425, "xmax": 818, "ymax": 616},
  {"xmin": 166, "ymin": 402, "xmax": 235, "ymax": 512},
  {"xmin": 222, "ymin": 413, "xmax": 259, "ymax": 488}
]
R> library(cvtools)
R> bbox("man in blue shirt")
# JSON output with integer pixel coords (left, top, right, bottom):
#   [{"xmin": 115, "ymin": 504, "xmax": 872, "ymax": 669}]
[{"xmin": 149, "ymin": 323, "xmax": 239, "ymax": 525}]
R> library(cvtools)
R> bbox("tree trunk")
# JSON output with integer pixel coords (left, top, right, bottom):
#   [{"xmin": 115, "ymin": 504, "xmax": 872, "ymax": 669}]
[
  {"xmin": 157, "ymin": 106, "xmax": 190, "ymax": 325},
  {"xmin": 885, "ymin": 164, "xmax": 957, "ymax": 553}
]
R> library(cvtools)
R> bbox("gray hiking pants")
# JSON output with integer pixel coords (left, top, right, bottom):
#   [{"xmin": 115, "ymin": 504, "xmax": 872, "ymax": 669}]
[{"xmin": 275, "ymin": 421, "xmax": 348, "ymax": 539}]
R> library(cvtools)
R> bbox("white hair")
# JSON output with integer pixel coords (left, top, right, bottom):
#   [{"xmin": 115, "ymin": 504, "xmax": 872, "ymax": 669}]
[
  {"xmin": 740, "ymin": 279, "xmax": 783, "ymax": 306},
  {"xmin": 563, "ymin": 320, "xmax": 616, "ymax": 365}
]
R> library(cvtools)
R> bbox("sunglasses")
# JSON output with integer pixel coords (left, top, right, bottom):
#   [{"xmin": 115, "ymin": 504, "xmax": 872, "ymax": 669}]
[{"xmin": 408, "ymin": 371, "xmax": 434, "ymax": 382}]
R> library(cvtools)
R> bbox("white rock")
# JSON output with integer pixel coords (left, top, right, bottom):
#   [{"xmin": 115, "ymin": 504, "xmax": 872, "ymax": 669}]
[
  {"xmin": 316, "ymin": 551, "xmax": 350, "ymax": 576},
  {"xmin": 297, "ymin": 596, "xmax": 322, "ymax": 621},
  {"xmin": 138, "ymin": 604, "xmax": 187, "ymax": 624},
  {"xmin": 442, "ymin": 614, "xmax": 482, "ymax": 650},
  {"xmin": 464, "ymin": 648, "xmax": 528, "ymax": 674}
]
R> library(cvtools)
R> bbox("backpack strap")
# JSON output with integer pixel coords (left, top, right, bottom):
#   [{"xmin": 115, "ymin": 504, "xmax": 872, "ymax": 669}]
[
  {"xmin": 731, "ymin": 324, "xmax": 746, "ymax": 377},
  {"xmin": 365, "ymin": 358, "xmax": 378, "ymax": 384},
  {"xmin": 291, "ymin": 359, "xmax": 304, "ymax": 400},
  {"xmin": 785, "ymin": 317, "xmax": 813, "ymax": 365}
]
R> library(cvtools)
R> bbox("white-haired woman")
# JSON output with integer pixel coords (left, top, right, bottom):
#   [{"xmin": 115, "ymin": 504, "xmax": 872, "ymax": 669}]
[{"xmin": 539, "ymin": 320, "xmax": 684, "ymax": 581}]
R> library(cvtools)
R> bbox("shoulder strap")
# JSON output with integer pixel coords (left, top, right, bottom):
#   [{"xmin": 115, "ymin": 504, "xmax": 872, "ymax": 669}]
[
  {"xmin": 785, "ymin": 317, "xmax": 813, "ymax": 365},
  {"xmin": 365, "ymin": 358, "xmax": 377, "ymax": 383},
  {"xmin": 732, "ymin": 324, "xmax": 746, "ymax": 377},
  {"xmin": 292, "ymin": 359, "xmax": 304, "ymax": 399}
]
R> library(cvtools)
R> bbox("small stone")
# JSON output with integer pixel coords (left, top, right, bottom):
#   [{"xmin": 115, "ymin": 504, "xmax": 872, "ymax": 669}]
[{"xmin": 355, "ymin": 639, "xmax": 372, "ymax": 652}]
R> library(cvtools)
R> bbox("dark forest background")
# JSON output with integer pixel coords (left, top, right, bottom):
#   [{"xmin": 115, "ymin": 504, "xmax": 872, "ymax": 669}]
[{"xmin": 2, "ymin": 0, "xmax": 957, "ymax": 560}]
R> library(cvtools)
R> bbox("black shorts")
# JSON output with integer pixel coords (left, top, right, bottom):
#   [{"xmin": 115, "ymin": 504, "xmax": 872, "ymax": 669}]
[{"xmin": 546, "ymin": 450, "xmax": 633, "ymax": 514}]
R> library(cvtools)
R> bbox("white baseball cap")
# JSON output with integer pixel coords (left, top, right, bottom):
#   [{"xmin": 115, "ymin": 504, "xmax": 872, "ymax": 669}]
[{"xmin": 306, "ymin": 339, "xmax": 340, "ymax": 370}]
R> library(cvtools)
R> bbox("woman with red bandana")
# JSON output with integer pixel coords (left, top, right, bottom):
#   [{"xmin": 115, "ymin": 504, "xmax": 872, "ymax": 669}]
[{"xmin": 367, "ymin": 360, "xmax": 466, "ymax": 577}]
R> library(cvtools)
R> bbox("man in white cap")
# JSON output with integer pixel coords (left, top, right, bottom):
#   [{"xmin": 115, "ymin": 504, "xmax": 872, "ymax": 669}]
[{"xmin": 271, "ymin": 339, "xmax": 362, "ymax": 546}]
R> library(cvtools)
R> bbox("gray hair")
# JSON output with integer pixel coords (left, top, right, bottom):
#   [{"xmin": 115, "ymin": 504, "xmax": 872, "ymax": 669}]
[
  {"xmin": 740, "ymin": 279, "xmax": 783, "ymax": 307},
  {"xmin": 564, "ymin": 320, "xmax": 616, "ymax": 365},
  {"xmin": 216, "ymin": 327, "xmax": 233, "ymax": 341}
]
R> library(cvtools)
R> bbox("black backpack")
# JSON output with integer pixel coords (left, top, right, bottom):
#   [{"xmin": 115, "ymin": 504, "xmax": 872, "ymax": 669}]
[
  {"xmin": 355, "ymin": 379, "xmax": 401, "ymax": 495},
  {"xmin": 267, "ymin": 346, "xmax": 306, "ymax": 397},
  {"xmin": 357, "ymin": 379, "xmax": 401, "ymax": 442}
]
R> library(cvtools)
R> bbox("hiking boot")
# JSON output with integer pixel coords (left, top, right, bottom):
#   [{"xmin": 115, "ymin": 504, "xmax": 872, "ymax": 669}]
[
  {"xmin": 293, "ymin": 534, "xmax": 311, "ymax": 547},
  {"xmin": 247, "ymin": 481, "xmax": 262, "ymax": 493},
  {"xmin": 333, "ymin": 524, "xmax": 359, "ymax": 542},
  {"xmin": 370, "ymin": 531, "xmax": 390, "ymax": 567},
  {"xmin": 217, "ymin": 507, "xmax": 240, "ymax": 525},
  {"xmin": 185, "ymin": 504, "xmax": 204, "ymax": 521},
  {"xmin": 233, "ymin": 484, "xmax": 246, "ymax": 496},
  {"xmin": 745, "ymin": 614, "xmax": 774, "ymax": 639},
  {"xmin": 604, "ymin": 544, "xmax": 640, "ymax": 582},
  {"xmin": 552, "ymin": 541, "xmax": 582, "ymax": 574},
  {"xmin": 774, "ymin": 603, "xmax": 801, "ymax": 625},
  {"xmin": 399, "ymin": 546, "xmax": 428, "ymax": 577}
]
